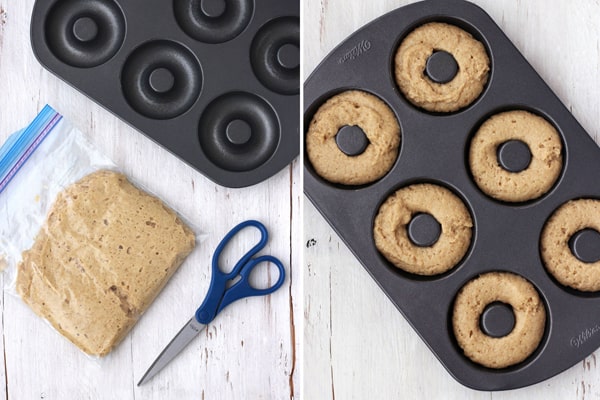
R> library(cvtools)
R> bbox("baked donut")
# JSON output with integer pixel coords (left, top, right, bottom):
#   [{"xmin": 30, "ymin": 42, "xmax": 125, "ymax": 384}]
[
  {"xmin": 469, "ymin": 110, "xmax": 563, "ymax": 202},
  {"xmin": 452, "ymin": 272, "xmax": 546, "ymax": 369},
  {"xmin": 306, "ymin": 90, "xmax": 400, "ymax": 185},
  {"xmin": 394, "ymin": 22, "xmax": 489, "ymax": 112},
  {"xmin": 541, "ymin": 199, "xmax": 600, "ymax": 291},
  {"xmin": 373, "ymin": 183, "xmax": 472, "ymax": 275}
]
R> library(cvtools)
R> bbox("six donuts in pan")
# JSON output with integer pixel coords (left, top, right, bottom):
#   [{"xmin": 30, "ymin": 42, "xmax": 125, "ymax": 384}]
[{"xmin": 305, "ymin": 0, "xmax": 600, "ymax": 391}]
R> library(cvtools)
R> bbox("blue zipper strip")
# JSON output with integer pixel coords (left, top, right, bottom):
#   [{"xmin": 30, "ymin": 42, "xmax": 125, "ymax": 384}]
[{"xmin": 0, "ymin": 105, "xmax": 63, "ymax": 194}]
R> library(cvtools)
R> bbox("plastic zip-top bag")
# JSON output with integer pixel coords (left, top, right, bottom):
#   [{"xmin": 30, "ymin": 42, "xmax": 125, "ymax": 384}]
[{"xmin": 0, "ymin": 105, "xmax": 201, "ymax": 357}]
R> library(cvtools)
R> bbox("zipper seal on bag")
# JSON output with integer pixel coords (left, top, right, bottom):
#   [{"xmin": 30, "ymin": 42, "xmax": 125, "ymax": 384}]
[{"xmin": 0, "ymin": 105, "xmax": 62, "ymax": 194}]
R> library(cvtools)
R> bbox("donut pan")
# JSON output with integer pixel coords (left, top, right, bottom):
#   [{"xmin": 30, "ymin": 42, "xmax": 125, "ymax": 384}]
[
  {"xmin": 31, "ymin": 0, "xmax": 299, "ymax": 188},
  {"xmin": 304, "ymin": 0, "xmax": 600, "ymax": 391}
]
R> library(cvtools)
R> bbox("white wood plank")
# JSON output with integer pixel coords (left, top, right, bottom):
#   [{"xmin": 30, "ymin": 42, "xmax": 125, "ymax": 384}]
[
  {"xmin": 0, "ymin": 0, "xmax": 298, "ymax": 398},
  {"xmin": 290, "ymin": 158, "xmax": 302, "ymax": 400},
  {"xmin": 304, "ymin": 0, "xmax": 600, "ymax": 398}
]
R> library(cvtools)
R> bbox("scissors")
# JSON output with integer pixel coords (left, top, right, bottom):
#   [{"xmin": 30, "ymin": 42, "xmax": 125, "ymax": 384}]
[{"xmin": 138, "ymin": 220, "xmax": 286, "ymax": 385}]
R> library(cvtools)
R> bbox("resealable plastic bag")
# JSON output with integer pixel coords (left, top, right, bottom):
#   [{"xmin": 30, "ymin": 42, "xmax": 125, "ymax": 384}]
[{"xmin": 0, "ymin": 105, "xmax": 202, "ymax": 357}]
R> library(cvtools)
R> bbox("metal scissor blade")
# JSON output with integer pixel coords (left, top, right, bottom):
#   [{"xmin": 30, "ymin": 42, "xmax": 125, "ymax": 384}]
[{"xmin": 137, "ymin": 318, "xmax": 206, "ymax": 386}]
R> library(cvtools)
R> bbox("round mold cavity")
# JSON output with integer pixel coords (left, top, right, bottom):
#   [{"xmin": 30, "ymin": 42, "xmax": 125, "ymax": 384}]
[
  {"xmin": 371, "ymin": 179, "xmax": 475, "ymax": 282},
  {"xmin": 251, "ymin": 16, "xmax": 300, "ymax": 95},
  {"xmin": 465, "ymin": 105, "xmax": 566, "ymax": 206},
  {"xmin": 198, "ymin": 92, "xmax": 280, "ymax": 172},
  {"xmin": 304, "ymin": 88, "xmax": 403, "ymax": 190},
  {"xmin": 121, "ymin": 40, "xmax": 202, "ymax": 120},
  {"xmin": 447, "ymin": 270, "xmax": 550, "ymax": 372},
  {"xmin": 390, "ymin": 16, "xmax": 493, "ymax": 116},
  {"xmin": 45, "ymin": 0, "xmax": 126, "ymax": 68},
  {"xmin": 173, "ymin": 0, "xmax": 253, "ymax": 44},
  {"xmin": 540, "ymin": 197, "xmax": 600, "ymax": 298},
  {"xmin": 72, "ymin": 17, "xmax": 99, "ymax": 42}
]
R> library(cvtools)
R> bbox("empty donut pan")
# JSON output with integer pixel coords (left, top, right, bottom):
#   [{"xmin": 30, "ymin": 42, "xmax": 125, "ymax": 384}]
[
  {"xmin": 304, "ymin": 0, "xmax": 600, "ymax": 391},
  {"xmin": 31, "ymin": 0, "xmax": 300, "ymax": 188}
]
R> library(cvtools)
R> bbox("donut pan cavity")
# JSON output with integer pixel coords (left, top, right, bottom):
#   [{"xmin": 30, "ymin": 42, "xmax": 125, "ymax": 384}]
[
  {"xmin": 304, "ymin": 0, "xmax": 600, "ymax": 391},
  {"xmin": 31, "ymin": 0, "xmax": 299, "ymax": 188}
]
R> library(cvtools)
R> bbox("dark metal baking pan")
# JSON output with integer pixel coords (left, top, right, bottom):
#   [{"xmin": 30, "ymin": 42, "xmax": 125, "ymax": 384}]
[
  {"xmin": 304, "ymin": 0, "xmax": 600, "ymax": 391},
  {"xmin": 31, "ymin": 0, "xmax": 299, "ymax": 188}
]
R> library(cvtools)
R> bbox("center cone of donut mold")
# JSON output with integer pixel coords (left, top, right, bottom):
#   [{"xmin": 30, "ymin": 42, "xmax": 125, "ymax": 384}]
[
  {"xmin": 480, "ymin": 302, "xmax": 515, "ymax": 338},
  {"xmin": 425, "ymin": 50, "xmax": 459, "ymax": 84},
  {"xmin": 226, "ymin": 120, "xmax": 252, "ymax": 145},
  {"xmin": 569, "ymin": 229, "xmax": 600, "ymax": 264},
  {"xmin": 277, "ymin": 43, "xmax": 300, "ymax": 70},
  {"xmin": 407, "ymin": 213, "xmax": 441, "ymax": 247},
  {"xmin": 335, "ymin": 125, "xmax": 369, "ymax": 156},
  {"xmin": 201, "ymin": 0, "xmax": 227, "ymax": 17},
  {"xmin": 149, "ymin": 68, "xmax": 176, "ymax": 94},
  {"xmin": 73, "ymin": 17, "xmax": 99, "ymax": 43},
  {"xmin": 497, "ymin": 139, "xmax": 532, "ymax": 173}
]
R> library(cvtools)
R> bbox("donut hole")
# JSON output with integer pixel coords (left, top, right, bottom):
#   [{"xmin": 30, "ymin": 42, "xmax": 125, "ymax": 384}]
[
  {"xmin": 148, "ymin": 67, "xmax": 176, "ymax": 94},
  {"xmin": 407, "ymin": 213, "xmax": 441, "ymax": 247},
  {"xmin": 569, "ymin": 229, "xmax": 600, "ymax": 264},
  {"xmin": 277, "ymin": 43, "xmax": 300, "ymax": 70},
  {"xmin": 72, "ymin": 17, "xmax": 99, "ymax": 43},
  {"xmin": 391, "ymin": 18, "xmax": 492, "ymax": 114},
  {"xmin": 479, "ymin": 301, "xmax": 515, "ymax": 338},
  {"xmin": 424, "ymin": 50, "xmax": 459, "ymax": 84},
  {"xmin": 496, "ymin": 139, "xmax": 532, "ymax": 173},
  {"xmin": 226, "ymin": 119, "xmax": 253, "ymax": 145},
  {"xmin": 335, "ymin": 125, "xmax": 370, "ymax": 156}
]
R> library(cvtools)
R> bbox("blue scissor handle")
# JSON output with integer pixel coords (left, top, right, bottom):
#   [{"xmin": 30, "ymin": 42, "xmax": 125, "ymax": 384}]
[{"xmin": 195, "ymin": 220, "xmax": 286, "ymax": 324}]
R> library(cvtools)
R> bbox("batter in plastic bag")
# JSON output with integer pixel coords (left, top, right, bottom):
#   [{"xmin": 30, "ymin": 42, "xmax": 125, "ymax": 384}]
[{"xmin": 16, "ymin": 170, "xmax": 195, "ymax": 356}]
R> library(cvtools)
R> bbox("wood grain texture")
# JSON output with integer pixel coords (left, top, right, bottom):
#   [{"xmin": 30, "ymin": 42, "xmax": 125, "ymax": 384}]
[
  {"xmin": 0, "ymin": 0, "xmax": 300, "ymax": 398},
  {"xmin": 304, "ymin": 0, "xmax": 600, "ymax": 399}
]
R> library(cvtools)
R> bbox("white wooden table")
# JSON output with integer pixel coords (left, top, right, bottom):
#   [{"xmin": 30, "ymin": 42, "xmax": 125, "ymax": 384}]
[
  {"xmin": 304, "ymin": 0, "xmax": 600, "ymax": 399},
  {"xmin": 0, "ymin": 1, "xmax": 300, "ymax": 399}
]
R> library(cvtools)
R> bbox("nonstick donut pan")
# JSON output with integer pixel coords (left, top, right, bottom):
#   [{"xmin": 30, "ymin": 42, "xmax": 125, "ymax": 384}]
[
  {"xmin": 31, "ymin": 0, "xmax": 299, "ymax": 188},
  {"xmin": 304, "ymin": 0, "xmax": 600, "ymax": 391}
]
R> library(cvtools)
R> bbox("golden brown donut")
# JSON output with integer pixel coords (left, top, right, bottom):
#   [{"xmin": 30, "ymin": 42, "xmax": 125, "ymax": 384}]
[
  {"xmin": 541, "ymin": 199, "xmax": 600, "ymax": 291},
  {"xmin": 373, "ymin": 183, "xmax": 472, "ymax": 275},
  {"xmin": 452, "ymin": 272, "xmax": 546, "ymax": 369},
  {"xmin": 306, "ymin": 90, "xmax": 400, "ymax": 185},
  {"xmin": 394, "ymin": 22, "xmax": 490, "ymax": 112},
  {"xmin": 469, "ymin": 110, "xmax": 563, "ymax": 202}
]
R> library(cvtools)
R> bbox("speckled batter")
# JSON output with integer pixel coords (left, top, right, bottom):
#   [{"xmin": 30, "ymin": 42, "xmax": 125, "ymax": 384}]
[
  {"xmin": 541, "ymin": 199, "xmax": 600, "ymax": 292},
  {"xmin": 394, "ymin": 22, "xmax": 490, "ymax": 112},
  {"xmin": 16, "ymin": 170, "xmax": 196, "ymax": 356},
  {"xmin": 306, "ymin": 90, "xmax": 400, "ymax": 185},
  {"xmin": 469, "ymin": 110, "xmax": 563, "ymax": 202},
  {"xmin": 452, "ymin": 272, "xmax": 546, "ymax": 369},
  {"xmin": 373, "ymin": 183, "xmax": 472, "ymax": 275}
]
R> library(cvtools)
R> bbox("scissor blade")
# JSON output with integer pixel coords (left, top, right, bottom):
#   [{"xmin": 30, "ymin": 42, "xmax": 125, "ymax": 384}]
[{"xmin": 137, "ymin": 318, "xmax": 206, "ymax": 386}]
